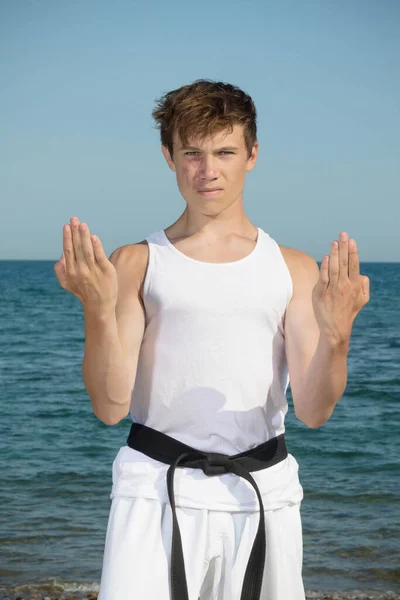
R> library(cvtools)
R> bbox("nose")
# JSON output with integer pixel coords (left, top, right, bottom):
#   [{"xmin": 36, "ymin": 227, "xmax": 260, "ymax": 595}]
[{"xmin": 198, "ymin": 154, "xmax": 219, "ymax": 180}]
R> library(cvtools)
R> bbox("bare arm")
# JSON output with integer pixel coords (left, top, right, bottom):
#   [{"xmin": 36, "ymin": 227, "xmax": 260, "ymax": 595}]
[
  {"xmin": 283, "ymin": 249, "xmax": 348, "ymax": 428},
  {"xmin": 282, "ymin": 234, "xmax": 369, "ymax": 428},
  {"xmin": 82, "ymin": 243, "xmax": 148, "ymax": 425}
]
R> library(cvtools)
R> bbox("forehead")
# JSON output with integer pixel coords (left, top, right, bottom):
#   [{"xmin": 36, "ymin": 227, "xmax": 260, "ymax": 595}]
[{"xmin": 174, "ymin": 124, "xmax": 246, "ymax": 149}]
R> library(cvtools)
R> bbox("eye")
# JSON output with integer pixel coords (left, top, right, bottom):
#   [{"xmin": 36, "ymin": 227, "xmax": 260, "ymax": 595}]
[{"xmin": 184, "ymin": 151, "xmax": 234, "ymax": 157}]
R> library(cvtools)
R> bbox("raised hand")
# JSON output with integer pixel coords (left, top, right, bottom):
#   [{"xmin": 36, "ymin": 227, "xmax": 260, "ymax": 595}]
[
  {"xmin": 54, "ymin": 216, "xmax": 118, "ymax": 315},
  {"xmin": 312, "ymin": 232, "xmax": 370, "ymax": 345}
]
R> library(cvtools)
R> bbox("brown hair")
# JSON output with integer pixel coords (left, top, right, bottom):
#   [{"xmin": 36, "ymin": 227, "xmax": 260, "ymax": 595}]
[{"xmin": 152, "ymin": 79, "xmax": 257, "ymax": 159}]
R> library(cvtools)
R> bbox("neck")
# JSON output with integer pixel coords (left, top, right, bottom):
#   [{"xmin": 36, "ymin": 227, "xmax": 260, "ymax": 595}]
[{"xmin": 172, "ymin": 201, "xmax": 254, "ymax": 240}]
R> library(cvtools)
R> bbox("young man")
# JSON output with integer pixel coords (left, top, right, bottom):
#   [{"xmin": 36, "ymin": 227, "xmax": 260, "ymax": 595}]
[{"xmin": 54, "ymin": 80, "xmax": 370, "ymax": 600}]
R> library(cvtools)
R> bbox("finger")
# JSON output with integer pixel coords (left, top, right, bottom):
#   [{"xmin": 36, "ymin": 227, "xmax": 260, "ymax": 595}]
[
  {"xmin": 338, "ymin": 232, "xmax": 349, "ymax": 282},
  {"xmin": 328, "ymin": 240, "xmax": 339, "ymax": 285},
  {"xmin": 63, "ymin": 224, "xmax": 76, "ymax": 272},
  {"xmin": 70, "ymin": 216, "xmax": 86, "ymax": 264},
  {"xmin": 348, "ymin": 238, "xmax": 360, "ymax": 281},
  {"xmin": 53, "ymin": 251, "xmax": 67, "ymax": 286},
  {"xmin": 60, "ymin": 252, "xmax": 66, "ymax": 272},
  {"xmin": 58, "ymin": 251, "xmax": 66, "ymax": 267},
  {"xmin": 319, "ymin": 255, "xmax": 330, "ymax": 290},
  {"xmin": 79, "ymin": 222, "xmax": 96, "ymax": 267},
  {"xmin": 91, "ymin": 234, "xmax": 109, "ymax": 270},
  {"xmin": 362, "ymin": 275, "xmax": 370, "ymax": 299}
]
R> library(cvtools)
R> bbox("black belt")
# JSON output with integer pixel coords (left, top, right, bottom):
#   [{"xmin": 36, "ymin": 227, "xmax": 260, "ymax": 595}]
[{"xmin": 127, "ymin": 423, "xmax": 288, "ymax": 600}]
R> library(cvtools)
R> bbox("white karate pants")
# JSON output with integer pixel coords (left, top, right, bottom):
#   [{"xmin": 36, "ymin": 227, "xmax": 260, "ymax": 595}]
[{"xmin": 98, "ymin": 496, "xmax": 305, "ymax": 600}]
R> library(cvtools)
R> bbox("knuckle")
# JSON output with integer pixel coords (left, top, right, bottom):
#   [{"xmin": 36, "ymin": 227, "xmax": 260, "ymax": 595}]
[
  {"xmin": 77, "ymin": 265, "xmax": 91, "ymax": 280},
  {"xmin": 83, "ymin": 249, "xmax": 94, "ymax": 263}
]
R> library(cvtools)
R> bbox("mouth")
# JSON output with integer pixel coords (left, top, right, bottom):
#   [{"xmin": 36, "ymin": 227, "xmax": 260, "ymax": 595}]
[{"xmin": 197, "ymin": 189, "xmax": 223, "ymax": 197}]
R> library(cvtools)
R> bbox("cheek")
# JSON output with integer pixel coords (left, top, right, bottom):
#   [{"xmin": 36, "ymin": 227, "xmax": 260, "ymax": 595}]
[{"xmin": 180, "ymin": 164, "xmax": 197, "ymax": 184}]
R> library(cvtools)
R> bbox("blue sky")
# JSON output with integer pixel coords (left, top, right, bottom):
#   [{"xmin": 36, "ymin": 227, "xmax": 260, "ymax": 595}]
[{"xmin": 1, "ymin": 0, "xmax": 399, "ymax": 261}]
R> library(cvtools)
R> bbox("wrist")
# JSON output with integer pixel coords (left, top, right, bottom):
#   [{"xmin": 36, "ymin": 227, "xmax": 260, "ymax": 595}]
[
  {"xmin": 318, "ymin": 331, "xmax": 350, "ymax": 354},
  {"xmin": 83, "ymin": 305, "xmax": 116, "ymax": 323}
]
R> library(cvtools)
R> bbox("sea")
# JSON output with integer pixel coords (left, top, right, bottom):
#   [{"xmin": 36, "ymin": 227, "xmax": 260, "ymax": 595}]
[{"xmin": 0, "ymin": 260, "xmax": 399, "ymax": 597}]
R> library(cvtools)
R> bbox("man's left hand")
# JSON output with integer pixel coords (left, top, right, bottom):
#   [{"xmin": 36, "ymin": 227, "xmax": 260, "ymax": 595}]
[{"xmin": 312, "ymin": 232, "xmax": 370, "ymax": 346}]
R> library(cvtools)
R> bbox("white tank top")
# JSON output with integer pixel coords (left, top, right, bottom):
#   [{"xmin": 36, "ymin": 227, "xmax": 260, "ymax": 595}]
[{"xmin": 111, "ymin": 227, "xmax": 304, "ymax": 511}]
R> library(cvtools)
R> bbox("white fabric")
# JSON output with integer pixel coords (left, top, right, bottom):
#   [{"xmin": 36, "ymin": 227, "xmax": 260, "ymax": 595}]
[
  {"xmin": 119, "ymin": 227, "xmax": 303, "ymax": 512},
  {"xmin": 98, "ymin": 496, "xmax": 305, "ymax": 600},
  {"xmin": 111, "ymin": 444, "xmax": 303, "ymax": 512},
  {"xmin": 100, "ymin": 227, "xmax": 306, "ymax": 597}
]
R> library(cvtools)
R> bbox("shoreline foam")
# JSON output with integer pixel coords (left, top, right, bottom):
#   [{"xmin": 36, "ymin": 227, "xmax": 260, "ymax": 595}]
[{"xmin": 1, "ymin": 587, "xmax": 399, "ymax": 600}]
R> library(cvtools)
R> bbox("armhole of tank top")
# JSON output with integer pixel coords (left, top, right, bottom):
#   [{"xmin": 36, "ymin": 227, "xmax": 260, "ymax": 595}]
[
  {"xmin": 142, "ymin": 238, "xmax": 153, "ymax": 299},
  {"xmin": 277, "ymin": 243, "xmax": 294, "ymax": 310},
  {"xmin": 266, "ymin": 234, "xmax": 293, "ymax": 310}
]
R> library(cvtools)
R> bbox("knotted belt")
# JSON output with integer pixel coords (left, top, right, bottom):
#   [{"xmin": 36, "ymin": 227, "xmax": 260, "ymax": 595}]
[{"xmin": 127, "ymin": 422, "xmax": 288, "ymax": 600}]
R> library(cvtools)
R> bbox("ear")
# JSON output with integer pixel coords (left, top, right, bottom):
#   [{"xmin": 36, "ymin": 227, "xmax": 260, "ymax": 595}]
[
  {"xmin": 161, "ymin": 145, "xmax": 176, "ymax": 172},
  {"xmin": 245, "ymin": 141, "xmax": 259, "ymax": 173}
]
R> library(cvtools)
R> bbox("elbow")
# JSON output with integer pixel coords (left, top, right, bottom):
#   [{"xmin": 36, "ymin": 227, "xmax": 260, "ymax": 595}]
[
  {"xmin": 92, "ymin": 402, "xmax": 130, "ymax": 426},
  {"xmin": 292, "ymin": 392, "xmax": 337, "ymax": 429},
  {"xmin": 300, "ymin": 416, "xmax": 327, "ymax": 429},
  {"xmin": 294, "ymin": 408, "xmax": 331, "ymax": 429},
  {"xmin": 97, "ymin": 413, "xmax": 126, "ymax": 426}
]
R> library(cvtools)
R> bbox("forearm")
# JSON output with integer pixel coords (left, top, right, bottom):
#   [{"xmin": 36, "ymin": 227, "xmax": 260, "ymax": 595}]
[
  {"xmin": 82, "ymin": 309, "xmax": 133, "ymax": 425},
  {"xmin": 293, "ymin": 335, "xmax": 349, "ymax": 428}
]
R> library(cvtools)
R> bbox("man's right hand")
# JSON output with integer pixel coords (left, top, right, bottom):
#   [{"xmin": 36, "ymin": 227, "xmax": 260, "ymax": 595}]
[{"xmin": 54, "ymin": 216, "xmax": 118, "ymax": 315}]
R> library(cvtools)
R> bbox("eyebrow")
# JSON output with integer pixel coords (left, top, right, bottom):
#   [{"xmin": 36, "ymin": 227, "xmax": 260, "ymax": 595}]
[{"xmin": 179, "ymin": 145, "xmax": 240, "ymax": 152}]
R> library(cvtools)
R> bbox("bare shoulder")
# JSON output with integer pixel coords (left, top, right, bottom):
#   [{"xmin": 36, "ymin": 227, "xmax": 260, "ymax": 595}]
[
  {"xmin": 279, "ymin": 245, "xmax": 320, "ymax": 294},
  {"xmin": 108, "ymin": 240, "xmax": 149, "ymax": 291}
]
